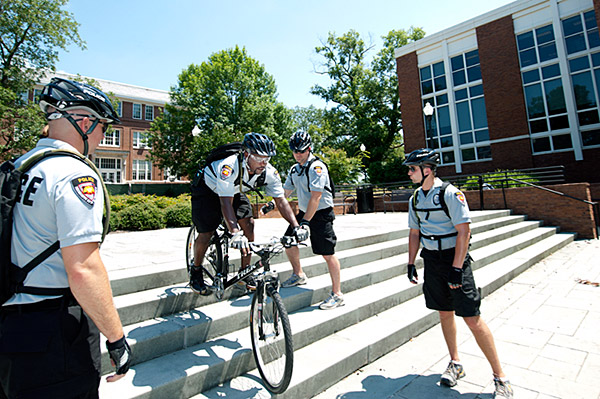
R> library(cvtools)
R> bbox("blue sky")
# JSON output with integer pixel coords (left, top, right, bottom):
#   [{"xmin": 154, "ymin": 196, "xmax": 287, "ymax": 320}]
[{"xmin": 57, "ymin": 0, "xmax": 515, "ymax": 108}]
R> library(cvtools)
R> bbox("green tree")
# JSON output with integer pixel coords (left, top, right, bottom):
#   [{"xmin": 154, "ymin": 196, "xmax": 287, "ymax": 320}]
[
  {"xmin": 311, "ymin": 27, "xmax": 425, "ymax": 183},
  {"xmin": 148, "ymin": 46, "xmax": 294, "ymax": 179},
  {"xmin": 291, "ymin": 105, "xmax": 365, "ymax": 184},
  {"xmin": 0, "ymin": 0, "xmax": 85, "ymax": 160}
]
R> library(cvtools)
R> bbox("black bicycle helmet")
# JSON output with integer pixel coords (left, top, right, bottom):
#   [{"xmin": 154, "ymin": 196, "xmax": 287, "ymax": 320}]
[
  {"xmin": 403, "ymin": 148, "xmax": 440, "ymax": 167},
  {"xmin": 289, "ymin": 130, "xmax": 311, "ymax": 152},
  {"xmin": 242, "ymin": 133, "xmax": 276, "ymax": 156},
  {"xmin": 39, "ymin": 77, "xmax": 120, "ymax": 124}
]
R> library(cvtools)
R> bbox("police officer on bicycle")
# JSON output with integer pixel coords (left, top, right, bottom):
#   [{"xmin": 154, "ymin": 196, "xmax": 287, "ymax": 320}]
[
  {"xmin": 405, "ymin": 148, "xmax": 513, "ymax": 398},
  {"xmin": 190, "ymin": 133, "xmax": 308, "ymax": 295},
  {"xmin": 0, "ymin": 78, "xmax": 131, "ymax": 398}
]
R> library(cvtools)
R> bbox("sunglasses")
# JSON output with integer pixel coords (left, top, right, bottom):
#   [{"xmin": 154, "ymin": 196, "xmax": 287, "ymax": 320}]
[
  {"xmin": 408, "ymin": 166, "xmax": 418, "ymax": 172},
  {"xmin": 292, "ymin": 149, "xmax": 308, "ymax": 154},
  {"xmin": 249, "ymin": 154, "xmax": 271, "ymax": 164}
]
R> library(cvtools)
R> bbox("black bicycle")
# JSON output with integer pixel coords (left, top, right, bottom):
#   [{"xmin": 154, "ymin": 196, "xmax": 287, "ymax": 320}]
[{"xmin": 185, "ymin": 223, "xmax": 295, "ymax": 394}]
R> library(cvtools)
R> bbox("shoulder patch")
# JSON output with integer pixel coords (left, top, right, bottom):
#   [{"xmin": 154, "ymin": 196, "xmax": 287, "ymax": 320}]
[
  {"xmin": 220, "ymin": 164, "xmax": 233, "ymax": 180},
  {"xmin": 313, "ymin": 165, "xmax": 323, "ymax": 175},
  {"xmin": 455, "ymin": 191, "xmax": 466, "ymax": 205},
  {"xmin": 71, "ymin": 176, "xmax": 97, "ymax": 206}
]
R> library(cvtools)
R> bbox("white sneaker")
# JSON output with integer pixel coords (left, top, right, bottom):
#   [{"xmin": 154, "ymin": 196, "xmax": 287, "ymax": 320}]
[
  {"xmin": 319, "ymin": 292, "xmax": 344, "ymax": 310},
  {"xmin": 281, "ymin": 273, "xmax": 308, "ymax": 287}
]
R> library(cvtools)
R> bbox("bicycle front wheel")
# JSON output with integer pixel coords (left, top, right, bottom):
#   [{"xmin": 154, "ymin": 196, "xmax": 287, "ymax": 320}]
[{"xmin": 250, "ymin": 288, "xmax": 293, "ymax": 393}]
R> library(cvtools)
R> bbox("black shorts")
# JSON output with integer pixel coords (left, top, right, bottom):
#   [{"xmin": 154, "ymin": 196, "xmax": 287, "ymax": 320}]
[
  {"xmin": 191, "ymin": 177, "xmax": 253, "ymax": 233},
  {"xmin": 0, "ymin": 304, "xmax": 101, "ymax": 398},
  {"xmin": 284, "ymin": 208, "xmax": 337, "ymax": 255},
  {"xmin": 420, "ymin": 247, "xmax": 481, "ymax": 317}
]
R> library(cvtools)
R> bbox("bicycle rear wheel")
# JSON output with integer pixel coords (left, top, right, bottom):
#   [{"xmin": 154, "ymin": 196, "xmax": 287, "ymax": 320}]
[
  {"xmin": 250, "ymin": 287, "xmax": 293, "ymax": 393},
  {"xmin": 185, "ymin": 226, "xmax": 221, "ymax": 284}
]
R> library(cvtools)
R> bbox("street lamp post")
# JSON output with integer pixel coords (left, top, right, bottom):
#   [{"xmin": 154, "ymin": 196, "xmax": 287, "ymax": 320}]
[{"xmin": 422, "ymin": 102, "xmax": 434, "ymax": 145}]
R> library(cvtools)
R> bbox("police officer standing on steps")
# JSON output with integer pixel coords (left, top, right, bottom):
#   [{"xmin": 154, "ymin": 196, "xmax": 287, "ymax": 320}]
[
  {"xmin": 0, "ymin": 78, "xmax": 131, "ymax": 398},
  {"xmin": 404, "ymin": 148, "xmax": 513, "ymax": 399},
  {"xmin": 189, "ymin": 132, "xmax": 308, "ymax": 295},
  {"xmin": 281, "ymin": 131, "xmax": 344, "ymax": 310}
]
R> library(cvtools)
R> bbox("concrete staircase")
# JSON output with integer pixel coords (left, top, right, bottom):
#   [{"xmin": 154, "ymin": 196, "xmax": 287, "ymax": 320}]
[{"xmin": 99, "ymin": 210, "xmax": 575, "ymax": 398}]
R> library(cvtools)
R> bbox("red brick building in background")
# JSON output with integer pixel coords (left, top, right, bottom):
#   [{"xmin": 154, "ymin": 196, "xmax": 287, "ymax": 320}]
[
  {"xmin": 396, "ymin": 0, "xmax": 600, "ymax": 183},
  {"xmin": 32, "ymin": 71, "xmax": 172, "ymax": 183}
]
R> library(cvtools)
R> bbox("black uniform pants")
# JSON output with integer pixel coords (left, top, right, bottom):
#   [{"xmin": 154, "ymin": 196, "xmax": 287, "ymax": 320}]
[
  {"xmin": 0, "ymin": 302, "xmax": 101, "ymax": 399},
  {"xmin": 420, "ymin": 247, "xmax": 481, "ymax": 317}
]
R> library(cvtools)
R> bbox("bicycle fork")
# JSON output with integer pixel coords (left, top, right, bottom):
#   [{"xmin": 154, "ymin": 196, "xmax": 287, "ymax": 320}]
[{"xmin": 256, "ymin": 277, "xmax": 281, "ymax": 340}]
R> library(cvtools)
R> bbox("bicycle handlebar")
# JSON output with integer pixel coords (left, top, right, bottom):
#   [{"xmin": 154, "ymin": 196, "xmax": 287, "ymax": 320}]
[{"xmin": 249, "ymin": 235, "xmax": 303, "ymax": 253}]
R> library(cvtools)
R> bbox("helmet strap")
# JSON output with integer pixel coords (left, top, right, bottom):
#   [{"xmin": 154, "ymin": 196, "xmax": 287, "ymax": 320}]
[
  {"xmin": 60, "ymin": 111, "xmax": 98, "ymax": 157},
  {"xmin": 420, "ymin": 166, "xmax": 435, "ymax": 186}
]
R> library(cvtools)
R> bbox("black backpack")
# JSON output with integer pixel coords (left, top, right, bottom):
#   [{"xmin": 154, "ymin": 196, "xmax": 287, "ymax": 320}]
[
  {"xmin": 0, "ymin": 149, "xmax": 110, "ymax": 305},
  {"xmin": 302, "ymin": 156, "xmax": 335, "ymax": 195},
  {"xmin": 193, "ymin": 142, "xmax": 267, "ymax": 198}
]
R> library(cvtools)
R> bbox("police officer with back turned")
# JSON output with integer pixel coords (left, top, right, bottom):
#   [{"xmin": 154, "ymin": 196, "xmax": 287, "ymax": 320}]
[{"xmin": 0, "ymin": 78, "xmax": 131, "ymax": 398}]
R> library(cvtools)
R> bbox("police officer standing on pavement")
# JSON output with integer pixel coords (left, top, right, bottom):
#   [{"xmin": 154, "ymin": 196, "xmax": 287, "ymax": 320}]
[
  {"xmin": 189, "ymin": 132, "xmax": 308, "ymax": 295},
  {"xmin": 281, "ymin": 131, "xmax": 344, "ymax": 310},
  {"xmin": 0, "ymin": 78, "xmax": 131, "ymax": 398},
  {"xmin": 404, "ymin": 148, "xmax": 513, "ymax": 398}
]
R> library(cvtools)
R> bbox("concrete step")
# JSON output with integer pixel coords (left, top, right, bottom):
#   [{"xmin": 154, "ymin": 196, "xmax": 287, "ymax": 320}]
[
  {"xmin": 100, "ymin": 216, "xmax": 551, "ymax": 373},
  {"xmin": 188, "ymin": 232, "xmax": 575, "ymax": 399},
  {"xmin": 108, "ymin": 211, "xmax": 515, "ymax": 297},
  {"xmin": 98, "ymin": 224, "xmax": 572, "ymax": 396},
  {"xmin": 109, "ymin": 214, "xmax": 531, "ymax": 327}
]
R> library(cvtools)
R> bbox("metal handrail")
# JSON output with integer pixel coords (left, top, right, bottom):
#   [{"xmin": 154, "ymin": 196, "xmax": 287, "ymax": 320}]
[{"xmin": 499, "ymin": 177, "xmax": 599, "ymax": 239}]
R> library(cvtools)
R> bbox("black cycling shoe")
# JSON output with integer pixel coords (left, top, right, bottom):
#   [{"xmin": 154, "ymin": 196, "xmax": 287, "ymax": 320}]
[{"xmin": 189, "ymin": 266, "xmax": 210, "ymax": 296}]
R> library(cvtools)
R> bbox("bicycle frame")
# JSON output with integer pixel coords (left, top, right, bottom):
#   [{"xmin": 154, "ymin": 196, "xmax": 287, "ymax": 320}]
[{"xmin": 211, "ymin": 222, "xmax": 292, "ymax": 297}]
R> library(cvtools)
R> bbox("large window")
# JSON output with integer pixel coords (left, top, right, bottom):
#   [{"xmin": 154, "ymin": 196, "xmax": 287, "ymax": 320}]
[
  {"xmin": 518, "ymin": 24, "xmax": 572, "ymax": 154},
  {"xmin": 420, "ymin": 61, "xmax": 455, "ymax": 165},
  {"xmin": 563, "ymin": 10, "xmax": 600, "ymax": 148},
  {"xmin": 132, "ymin": 131, "xmax": 151, "ymax": 149},
  {"xmin": 562, "ymin": 10, "xmax": 600, "ymax": 56},
  {"xmin": 94, "ymin": 157, "xmax": 122, "ymax": 183},
  {"xmin": 451, "ymin": 50, "xmax": 491, "ymax": 162},
  {"xmin": 100, "ymin": 128, "xmax": 120, "ymax": 147},
  {"xmin": 132, "ymin": 103, "xmax": 142, "ymax": 119},
  {"xmin": 116, "ymin": 101, "xmax": 122, "ymax": 118},
  {"xmin": 145, "ymin": 105, "xmax": 154, "ymax": 121},
  {"xmin": 517, "ymin": 24, "xmax": 558, "ymax": 68},
  {"xmin": 132, "ymin": 159, "xmax": 152, "ymax": 181}
]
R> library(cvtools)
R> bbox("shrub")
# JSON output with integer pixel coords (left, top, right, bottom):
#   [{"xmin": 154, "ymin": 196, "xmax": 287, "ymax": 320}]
[
  {"xmin": 165, "ymin": 201, "xmax": 192, "ymax": 227},
  {"xmin": 117, "ymin": 202, "xmax": 166, "ymax": 231},
  {"xmin": 108, "ymin": 211, "xmax": 122, "ymax": 232}
]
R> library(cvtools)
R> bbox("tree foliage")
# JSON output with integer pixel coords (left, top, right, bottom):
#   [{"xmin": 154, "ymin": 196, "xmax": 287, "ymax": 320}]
[
  {"xmin": 291, "ymin": 105, "xmax": 366, "ymax": 184},
  {"xmin": 0, "ymin": 0, "xmax": 85, "ymax": 160},
  {"xmin": 311, "ymin": 27, "xmax": 425, "ymax": 183},
  {"xmin": 148, "ymin": 46, "xmax": 294, "ymax": 179}
]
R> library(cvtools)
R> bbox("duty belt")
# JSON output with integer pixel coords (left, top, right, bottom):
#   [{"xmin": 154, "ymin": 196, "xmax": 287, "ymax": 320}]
[
  {"xmin": 1, "ymin": 296, "xmax": 77, "ymax": 314},
  {"xmin": 420, "ymin": 231, "xmax": 458, "ymax": 251}
]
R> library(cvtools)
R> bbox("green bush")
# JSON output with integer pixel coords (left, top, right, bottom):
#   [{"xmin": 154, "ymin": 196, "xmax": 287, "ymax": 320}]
[
  {"xmin": 107, "ymin": 193, "xmax": 191, "ymax": 231},
  {"xmin": 461, "ymin": 170, "xmax": 539, "ymax": 190},
  {"xmin": 108, "ymin": 211, "xmax": 122, "ymax": 232},
  {"xmin": 117, "ymin": 202, "xmax": 166, "ymax": 231},
  {"xmin": 165, "ymin": 201, "xmax": 192, "ymax": 227}
]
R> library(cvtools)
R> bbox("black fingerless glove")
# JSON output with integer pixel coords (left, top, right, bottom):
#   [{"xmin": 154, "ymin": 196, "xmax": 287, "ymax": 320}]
[
  {"xmin": 448, "ymin": 267, "xmax": 463, "ymax": 287},
  {"xmin": 407, "ymin": 264, "xmax": 418, "ymax": 283},
  {"xmin": 299, "ymin": 218, "xmax": 310, "ymax": 228},
  {"xmin": 106, "ymin": 335, "xmax": 132, "ymax": 375}
]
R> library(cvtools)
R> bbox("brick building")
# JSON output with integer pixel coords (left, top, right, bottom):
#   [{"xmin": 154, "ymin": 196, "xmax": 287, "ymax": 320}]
[
  {"xmin": 32, "ymin": 71, "xmax": 171, "ymax": 183},
  {"xmin": 396, "ymin": 0, "xmax": 600, "ymax": 183}
]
